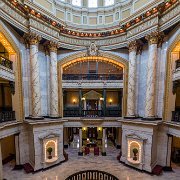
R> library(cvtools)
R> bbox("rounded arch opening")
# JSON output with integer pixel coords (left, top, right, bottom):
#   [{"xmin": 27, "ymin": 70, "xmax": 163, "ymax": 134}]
[
  {"xmin": 0, "ymin": 22, "xmax": 24, "ymax": 121},
  {"xmin": 58, "ymin": 53, "xmax": 128, "ymax": 118},
  {"xmin": 164, "ymin": 35, "xmax": 180, "ymax": 121}
]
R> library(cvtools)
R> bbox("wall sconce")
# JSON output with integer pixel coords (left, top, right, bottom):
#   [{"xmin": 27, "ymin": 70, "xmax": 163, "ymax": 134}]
[
  {"xmin": 98, "ymin": 127, "xmax": 101, "ymax": 131},
  {"xmin": 109, "ymin": 99, "xmax": 112, "ymax": 105},
  {"xmin": 81, "ymin": 97, "xmax": 85, "ymax": 101},
  {"xmin": 83, "ymin": 127, "xmax": 86, "ymax": 131},
  {"xmin": 73, "ymin": 99, "xmax": 76, "ymax": 104},
  {"xmin": 100, "ymin": 97, "xmax": 104, "ymax": 101}
]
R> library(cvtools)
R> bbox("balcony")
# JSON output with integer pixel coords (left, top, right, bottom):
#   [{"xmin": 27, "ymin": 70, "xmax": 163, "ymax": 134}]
[
  {"xmin": 0, "ymin": 56, "xmax": 13, "ymax": 70},
  {"xmin": 172, "ymin": 111, "xmax": 180, "ymax": 122},
  {"xmin": 63, "ymin": 109, "xmax": 121, "ymax": 118},
  {"xmin": 0, "ymin": 111, "xmax": 16, "ymax": 123},
  {"xmin": 62, "ymin": 74, "xmax": 123, "ymax": 81}
]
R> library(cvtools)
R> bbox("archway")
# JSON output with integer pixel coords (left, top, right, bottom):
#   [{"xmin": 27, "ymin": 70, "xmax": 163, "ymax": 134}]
[
  {"xmin": 164, "ymin": 35, "xmax": 180, "ymax": 121},
  {"xmin": 0, "ymin": 22, "xmax": 23, "ymax": 121},
  {"xmin": 58, "ymin": 52, "xmax": 128, "ymax": 118}
]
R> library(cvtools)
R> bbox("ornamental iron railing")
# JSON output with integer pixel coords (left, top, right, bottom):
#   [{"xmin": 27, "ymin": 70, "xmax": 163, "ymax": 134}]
[
  {"xmin": 172, "ymin": 111, "xmax": 180, "ymax": 122},
  {"xmin": 62, "ymin": 74, "xmax": 123, "ymax": 80},
  {"xmin": 0, "ymin": 56, "xmax": 13, "ymax": 70},
  {"xmin": 65, "ymin": 170, "xmax": 119, "ymax": 180},
  {"xmin": 63, "ymin": 109, "xmax": 121, "ymax": 117},
  {"xmin": 0, "ymin": 111, "xmax": 16, "ymax": 123}
]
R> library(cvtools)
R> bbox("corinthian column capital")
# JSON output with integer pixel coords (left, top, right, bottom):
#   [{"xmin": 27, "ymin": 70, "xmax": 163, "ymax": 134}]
[
  {"xmin": 23, "ymin": 32, "xmax": 41, "ymax": 47},
  {"xmin": 145, "ymin": 31, "xmax": 164, "ymax": 46},
  {"xmin": 128, "ymin": 40, "xmax": 138, "ymax": 52},
  {"xmin": 45, "ymin": 41, "xmax": 60, "ymax": 53}
]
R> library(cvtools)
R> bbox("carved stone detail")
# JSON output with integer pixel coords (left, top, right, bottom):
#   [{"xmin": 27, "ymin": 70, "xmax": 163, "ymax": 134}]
[
  {"xmin": 23, "ymin": 32, "xmax": 41, "ymax": 46},
  {"xmin": 145, "ymin": 31, "xmax": 164, "ymax": 46}
]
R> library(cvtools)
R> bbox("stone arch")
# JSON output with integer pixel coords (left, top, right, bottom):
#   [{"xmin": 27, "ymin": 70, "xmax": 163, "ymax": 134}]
[
  {"xmin": 163, "ymin": 34, "xmax": 180, "ymax": 121},
  {"xmin": 57, "ymin": 51, "xmax": 128, "ymax": 117},
  {"xmin": 0, "ymin": 20, "xmax": 24, "ymax": 120}
]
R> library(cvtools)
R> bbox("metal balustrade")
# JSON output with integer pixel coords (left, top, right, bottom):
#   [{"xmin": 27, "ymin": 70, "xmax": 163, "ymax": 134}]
[
  {"xmin": 65, "ymin": 170, "xmax": 119, "ymax": 180},
  {"xmin": 63, "ymin": 109, "xmax": 121, "ymax": 117},
  {"xmin": 0, "ymin": 56, "xmax": 13, "ymax": 70},
  {"xmin": 0, "ymin": 111, "xmax": 16, "ymax": 123},
  {"xmin": 172, "ymin": 111, "xmax": 180, "ymax": 122},
  {"xmin": 62, "ymin": 74, "xmax": 123, "ymax": 80}
]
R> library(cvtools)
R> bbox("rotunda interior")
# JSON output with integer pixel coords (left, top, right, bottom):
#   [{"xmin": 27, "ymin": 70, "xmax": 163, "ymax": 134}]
[{"xmin": 0, "ymin": 0, "xmax": 180, "ymax": 179}]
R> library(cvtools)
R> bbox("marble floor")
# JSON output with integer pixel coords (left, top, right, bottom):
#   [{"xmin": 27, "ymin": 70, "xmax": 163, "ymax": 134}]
[{"xmin": 3, "ymin": 142, "xmax": 180, "ymax": 180}]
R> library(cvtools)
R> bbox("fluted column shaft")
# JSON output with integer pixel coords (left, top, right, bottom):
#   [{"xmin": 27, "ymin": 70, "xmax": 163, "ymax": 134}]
[
  {"xmin": 145, "ymin": 32, "xmax": 163, "ymax": 118},
  {"xmin": 29, "ymin": 36, "xmax": 42, "ymax": 118},
  {"xmin": 127, "ymin": 41, "xmax": 138, "ymax": 117},
  {"xmin": 49, "ymin": 44, "xmax": 59, "ymax": 117}
]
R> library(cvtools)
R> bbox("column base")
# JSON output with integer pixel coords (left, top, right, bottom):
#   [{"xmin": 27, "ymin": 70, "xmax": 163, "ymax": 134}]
[
  {"xmin": 141, "ymin": 117, "xmax": 162, "ymax": 121},
  {"xmin": 48, "ymin": 116, "xmax": 61, "ymax": 119},
  {"xmin": 163, "ymin": 166, "xmax": 173, "ymax": 171},
  {"xmin": 64, "ymin": 144, "xmax": 68, "ymax": 149},
  {"xmin": 78, "ymin": 152, "xmax": 83, "ymax": 156},
  {"xmin": 27, "ymin": 116, "xmax": 44, "ymax": 120},
  {"xmin": 124, "ymin": 116, "xmax": 139, "ymax": 119},
  {"xmin": 101, "ymin": 152, "xmax": 106, "ymax": 156}
]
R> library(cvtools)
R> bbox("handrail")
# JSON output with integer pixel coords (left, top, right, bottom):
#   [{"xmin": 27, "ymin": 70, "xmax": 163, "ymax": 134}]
[
  {"xmin": 65, "ymin": 170, "xmax": 119, "ymax": 180},
  {"xmin": 0, "ymin": 56, "xmax": 13, "ymax": 70},
  {"xmin": 0, "ymin": 111, "xmax": 16, "ymax": 123},
  {"xmin": 62, "ymin": 74, "xmax": 123, "ymax": 80}
]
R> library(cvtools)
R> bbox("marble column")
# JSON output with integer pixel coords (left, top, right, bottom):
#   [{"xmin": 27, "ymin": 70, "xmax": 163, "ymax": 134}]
[
  {"xmin": 78, "ymin": 128, "xmax": 83, "ymax": 156},
  {"xmin": 48, "ymin": 42, "xmax": 59, "ymax": 118},
  {"xmin": 29, "ymin": 34, "xmax": 42, "ymax": 118},
  {"xmin": 79, "ymin": 89, "xmax": 82, "ymax": 116},
  {"xmin": 102, "ymin": 128, "xmax": 106, "ymax": 156},
  {"xmin": 103, "ymin": 89, "xmax": 106, "ymax": 116},
  {"xmin": 0, "ymin": 140, "xmax": 2, "ymax": 180},
  {"xmin": 126, "ymin": 40, "xmax": 138, "ymax": 118},
  {"xmin": 15, "ymin": 134, "xmax": 20, "ymax": 165},
  {"xmin": 144, "ymin": 32, "xmax": 163, "ymax": 119}
]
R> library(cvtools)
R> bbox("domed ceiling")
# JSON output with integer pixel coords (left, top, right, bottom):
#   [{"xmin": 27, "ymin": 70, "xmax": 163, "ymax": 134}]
[{"xmin": 30, "ymin": 0, "xmax": 155, "ymax": 30}]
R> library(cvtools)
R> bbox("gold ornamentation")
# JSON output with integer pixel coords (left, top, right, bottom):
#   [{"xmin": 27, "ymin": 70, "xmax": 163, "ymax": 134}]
[
  {"xmin": 128, "ymin": 40, "xmax": 138, "ymax": 52},
  {"xmin": 145, "ymin": 31, "xmax": 164, "ymax": 46},
  {"xmin": 44, "ymin": 41, "xmax": 60, "ymax": 53},
  {"xmin": 23, "ymin": 32, "xmax": 41, "ymax": 46}
]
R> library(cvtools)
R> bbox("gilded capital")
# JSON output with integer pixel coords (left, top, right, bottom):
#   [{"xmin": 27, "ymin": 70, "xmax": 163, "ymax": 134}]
[
  {"xmin": 128, "ymin": 40, "xmax": 138, "ymax": 52},
  {"xmin": 45, "ymin": 41, "xmax": 60, "ymax": 53},
  {"xmin": 145, "ymin": 31, "xmax": 164, "ymax": 46},
  {"xmin": 23, "ymin": 32, "xmax": 41, "ymax": 46}
]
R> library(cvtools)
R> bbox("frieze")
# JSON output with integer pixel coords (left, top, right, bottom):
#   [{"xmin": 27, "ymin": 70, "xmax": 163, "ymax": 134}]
[
  {"xmin": 0, "ymin": 0, "xmax": 28, "ymax": 31},
  {"xmin": 29, "ymin": 18, "xmax": 59, "ymax": 40},
  {"xmin": 127, "ymin": 16, "xmax": 158, "ymax": 39}
]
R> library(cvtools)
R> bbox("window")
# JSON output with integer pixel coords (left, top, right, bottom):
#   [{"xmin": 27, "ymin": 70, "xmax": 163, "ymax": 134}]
[
  {"xmin": 105, "ymin": 0, "xmax": 114, "ymax": 6},
  {"xmin": 88, "ymin": 0, "xmax": 97, "ymax": 8},
  {"xmin": 72, "ymin": 0, "xmax": 81, "ymax": 7}
]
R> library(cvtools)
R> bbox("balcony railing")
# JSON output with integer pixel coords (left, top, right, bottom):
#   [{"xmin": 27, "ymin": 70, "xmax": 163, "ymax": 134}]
[
  {"xmin": 172, "ymin": 111, "xmax": 180, "ymax": 122},
  {"xmin": 65, "ymin": 170, "xmax": 118, "ymax": 180},
  {"xmin": 62, "ymin": 74, "xmax": 123, "ymax": 80},
  {"xmin": 63, "ymin": 109, "xmax": 121, "ymax": 117},
  {"xmin": 0, "ymin": 56, "xmax": 13, "ymax": 70},
  {"xmin": 0, "ymin": 111, "xmax": 16, "ymax": 123}
]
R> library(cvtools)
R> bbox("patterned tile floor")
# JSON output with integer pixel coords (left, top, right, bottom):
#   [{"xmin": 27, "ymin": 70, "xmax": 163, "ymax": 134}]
[{"xmin": 3, "ymin": 142, "xmax": 180, "ymax": 180}]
